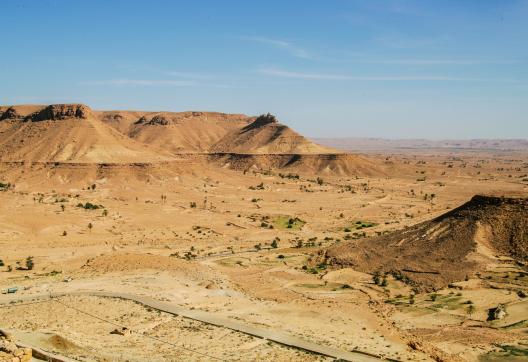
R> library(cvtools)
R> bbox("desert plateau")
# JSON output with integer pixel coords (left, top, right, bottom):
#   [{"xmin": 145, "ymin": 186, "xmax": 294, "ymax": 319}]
[
  {"xmin": 0, "ymin": 103, "xmax": 525, "ymax": 362},
  {"xmin": 2, "ymin": 1, "xmax": 527, "ymax": 361}
]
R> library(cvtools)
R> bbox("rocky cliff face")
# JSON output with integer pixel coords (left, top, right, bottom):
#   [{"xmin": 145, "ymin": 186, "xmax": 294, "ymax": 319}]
[
  {"xmin": 28, "ymin": 104, "xmax": 93, "ymax": 121},
  {"xmin": 0, "ymin": 107, "xmax": 22, "ymax": 121}
]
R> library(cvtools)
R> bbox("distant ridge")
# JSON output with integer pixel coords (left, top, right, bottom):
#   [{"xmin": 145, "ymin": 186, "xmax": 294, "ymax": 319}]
[
  {"xmin": 314, "ymin": 137, "xmax": 528, "ymax": 152},
  {"xmin": 0, "ymin": 104, "xmax": 377, "ymax": 176}
]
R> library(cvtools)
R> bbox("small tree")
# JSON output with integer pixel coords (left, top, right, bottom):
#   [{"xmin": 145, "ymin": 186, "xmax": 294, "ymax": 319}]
[
  {"xmin": 271, "ymin": 239, "xmax": 278, "ymax": 248},
  {"xmin": 102, "ymin": 209, "xmax": 108, "ymax": 217},
  {"xmin": 430, "ymin": 293, "xmax": 438, "ymax": 301},
  {"xmin": 61, "ymin": 204, "xmax": 65, "ymax": 212},
  {"xmin": 88, "ymin": 222, "xmax": 93, "ymax": 233},
  {"xmin": 62, "ymin": 230, "xmax": 67, "ymax": 236},
  {"xmin": 26, "ymin": 256, "xmax": 34, "ymax": 270},
  {"xmin": 381, "ymin": 276, "xmax": 388, "ymax": 287},
  {"xmin": 373, "ymin": 272, "xmax": 381, "ymax": 285},
  {"xmin": 467, "ymin": 304, "xmax": 476, "ymax": 317}
]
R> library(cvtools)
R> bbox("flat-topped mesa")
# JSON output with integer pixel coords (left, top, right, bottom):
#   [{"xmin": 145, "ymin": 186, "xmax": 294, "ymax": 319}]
[{"xmin": 28, "ymin": 104, "xmax": 93, "ymax": 121}]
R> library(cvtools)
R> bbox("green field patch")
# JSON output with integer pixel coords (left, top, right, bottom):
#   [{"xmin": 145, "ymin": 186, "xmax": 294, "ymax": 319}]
[
  {"xmin": 295, "ymin": 282, "xmax": 346, "ymax": 291},
  {"xmin": 343, "ymin": 221, "xmax": 378, "ymax": 232},
  {"xmin": 385, "ymin": 295, "xmax": 410, "ymax": 305},
  {"xmin": 481, "ymin": 270, "xmax": 528, "ymax": 288},
  {"xmin": 215, "ymin": 257, "xmax": 250, "ymax": 267},
  {"xmin": 431, "ymin": 295, "xmax": 464, "ymax": 310},
  {"xmin": 273, "ymin": 216, "xmax": 306, "ymax": 230},
  {"xmin": 480, "ymin": 345, "xmax": 528, "ymax": 361}
]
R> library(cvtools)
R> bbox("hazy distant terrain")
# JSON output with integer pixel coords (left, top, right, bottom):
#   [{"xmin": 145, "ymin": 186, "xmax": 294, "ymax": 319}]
[{"xmin": 314, "ymin": 137, "xmax": 528, "ymax": 152}]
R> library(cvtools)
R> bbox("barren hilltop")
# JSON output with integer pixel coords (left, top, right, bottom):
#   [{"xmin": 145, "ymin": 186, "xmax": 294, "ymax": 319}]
[{"xmin": 322, "ymin": 195, "xmax": 528, "ymax": 290}]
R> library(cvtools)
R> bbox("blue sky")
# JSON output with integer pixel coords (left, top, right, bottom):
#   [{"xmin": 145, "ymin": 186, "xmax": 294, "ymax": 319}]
[{"xmin": 1, "ymin": 0, "xmax": 527, "ymax": 138}]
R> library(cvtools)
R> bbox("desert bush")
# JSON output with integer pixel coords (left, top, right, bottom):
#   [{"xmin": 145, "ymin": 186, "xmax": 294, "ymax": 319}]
[
  {"xmin": 0, "ymin": 182, "xmax": 12, "ymax": 191},
  {"xmin": 77, "ymin": 202, "xmax": 103, "ymax": 210},
  {"xmin": 381, "ymin": 277, "xmax": 388, "ymax": 287},
  {"xmin": 373, "ymin": 272, "xmax": 381, "ymax": 285},
  {"xmin": 26, "ymin": 256, "xmax": 34, "ymax": 270}
]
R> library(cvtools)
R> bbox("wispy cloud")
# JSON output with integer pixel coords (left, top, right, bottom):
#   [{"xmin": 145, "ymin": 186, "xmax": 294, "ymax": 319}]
[
  {"xmin": 258, "ymin": 67, "xmax": 516, "ymax": 82},
  {"xmin": 113, "ymin": 64, "xmax": 216, "ymax": 80},
  {"xmin": 163, "ymin": 71, "xmax": 214, "ymax": 79},
  {"xmin": 78, "ymin": 79, "xmax": 230, "ymax": 88},
  {"xmin": 349, "ymin": 58, "xmax": 521, "ymax": 65},
  {"xmin": 375, "ymin": 34, "xmax": 440, "ymax": 49},
  {"xmin": 241, "ymin": 36, "xmax": 311, "ymax": 59}
]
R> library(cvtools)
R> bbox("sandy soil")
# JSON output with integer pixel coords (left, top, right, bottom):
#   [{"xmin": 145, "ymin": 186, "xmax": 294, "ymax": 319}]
[{"xmin": 0, "ymin": 150, "xmax": 527, "ymax": 361}]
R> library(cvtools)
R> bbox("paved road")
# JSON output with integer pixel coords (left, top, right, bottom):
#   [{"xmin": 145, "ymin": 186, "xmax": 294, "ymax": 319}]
[{"xmin": 1, "ymin": 290, "xmax": 391, "ymax": 362}]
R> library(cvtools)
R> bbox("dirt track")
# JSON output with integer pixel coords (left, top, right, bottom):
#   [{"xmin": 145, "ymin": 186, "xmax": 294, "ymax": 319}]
[{"xmin": 0, "ymin": 290, "xmax": 385, "ymax": 362}]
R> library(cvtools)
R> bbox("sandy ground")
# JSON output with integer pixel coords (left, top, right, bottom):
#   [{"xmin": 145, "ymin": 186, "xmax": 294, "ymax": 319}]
[{"xmin": 0, "ymin": 150, "xmax": 527, "ymax": 361}]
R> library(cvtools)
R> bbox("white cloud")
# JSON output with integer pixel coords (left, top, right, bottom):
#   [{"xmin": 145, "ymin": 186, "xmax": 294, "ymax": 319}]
[
  {"xmin": 241, "ymin": 36, "xmax": 311, "ymax": 59},
  {"xmin": 163, "ymin": 71, "xmax": 215, "ymax": 79},
  {"xmin": 258, "ymin": 67, "xmax": 515, "ymax": 82},
  {"xmin": 79, "ymin": 79, "xmax": 198, "ymax": 86},
  {"xmin": 375, "ymin": 34, "xmax": 439, "ymax": 49},
  {"xmin": 78, "ymin": 79, "xmax": 230, "ymax": 88},
  {"xmin": 358, "ymin": 58, "xmax": 520, "ymax": 65}
]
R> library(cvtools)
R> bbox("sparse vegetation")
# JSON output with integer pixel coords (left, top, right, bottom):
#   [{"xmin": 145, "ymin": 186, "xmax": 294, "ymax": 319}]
[
  {"xmin": 273, "ymin": 216, "xmax": 305, "ymax": 230},
  {"xmin": 25, "ymin": 256, "xmax": 34, "ymax": 270},
  {"xmin": 77, "ymin": 202, "xmax": 103, "ymax": 210}
]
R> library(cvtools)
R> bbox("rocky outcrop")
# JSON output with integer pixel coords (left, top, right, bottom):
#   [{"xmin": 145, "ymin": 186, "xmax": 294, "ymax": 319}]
[
  {"xmin": 146, "ymin": 115, "xmax": 171, "ymax": 125},
  {"xmin": 0, "ymin": 330, "xmax": 32, "ymax": 362},
  {"xmin": 244, "ymin": 113, "xmax": 278, "ymax": 131},
  {"xmin": 27, "ymin": 104, "xmax": 92, "ymax": 122},
  {"xmin": 0, "ymin": 107, "xmax": 22, "ymax": 121},
  {"xmin": 134, "ymin": 115, "xmax": 171, "ymax": 126}
]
